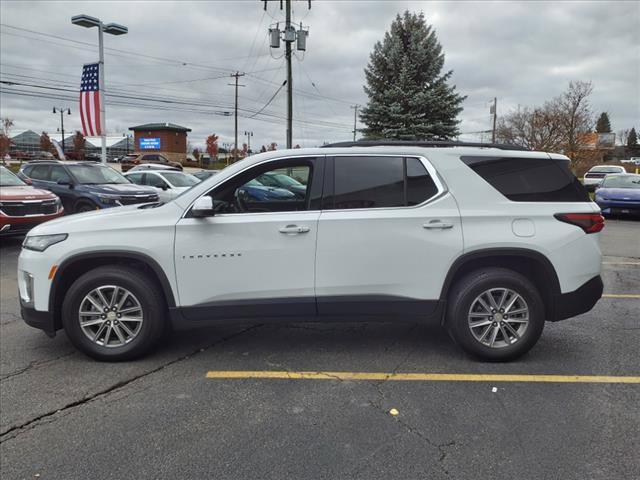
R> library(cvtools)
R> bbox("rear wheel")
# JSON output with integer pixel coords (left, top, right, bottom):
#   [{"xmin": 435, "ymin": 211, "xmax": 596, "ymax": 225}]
[
  {"xmin": 62, "ymin": 266, "xmax": 166, "ymax": 361},
  {"xmin": 446, "ymin": 268, "xmax": 545, "ymax": 361}
]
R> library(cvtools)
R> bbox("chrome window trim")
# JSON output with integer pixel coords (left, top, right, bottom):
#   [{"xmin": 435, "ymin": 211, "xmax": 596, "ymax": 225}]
[{"xmin": 180, "ymin": 153, "xmax": 447, "ymax": 219}]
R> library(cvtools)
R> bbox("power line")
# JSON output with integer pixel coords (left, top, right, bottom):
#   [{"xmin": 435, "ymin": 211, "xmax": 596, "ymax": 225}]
[{"xmin": 250, "ymin": 80, "xmax": 286, "ymax": 118}]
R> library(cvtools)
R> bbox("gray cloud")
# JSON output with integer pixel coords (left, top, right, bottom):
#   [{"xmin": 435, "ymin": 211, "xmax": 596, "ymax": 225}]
[{"xmin": 1, "ymin": 0, "xmax": 638, "ymax": 149}]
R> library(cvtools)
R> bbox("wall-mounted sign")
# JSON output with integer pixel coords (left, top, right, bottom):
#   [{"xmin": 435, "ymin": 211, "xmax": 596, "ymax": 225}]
[{"xmin": 139, "ymin": 137, "xmax": 161, "ymax": 150}]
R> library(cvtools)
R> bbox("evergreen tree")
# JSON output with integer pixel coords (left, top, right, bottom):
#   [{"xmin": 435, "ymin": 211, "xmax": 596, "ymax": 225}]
[
  {"xmin": 360, "ymin": 11, "xmax": 465, "ymax": 140},
  {"xmin": 595, "ymin": 112, "xmax": 611, "ymax": 133},
  {"xmin": 628, "ymin": 127, "xmax": 637, "ymax": 147}
]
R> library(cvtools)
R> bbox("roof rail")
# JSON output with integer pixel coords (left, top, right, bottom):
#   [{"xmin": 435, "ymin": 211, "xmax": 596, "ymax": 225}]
[{"xmin": 320, "ymin": 140, "xmax": 529, "ymax": 151}]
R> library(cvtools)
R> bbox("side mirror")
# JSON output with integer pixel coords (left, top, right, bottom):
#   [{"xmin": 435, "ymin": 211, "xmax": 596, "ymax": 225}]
[
  {"xmin": 191, "ymin": 196, "xmax": 215, "ymax": 218},
  {"xmin": 23, "ymin": 177, "xmax": 33, "ymax": 185},
  {"xmin": 161, "ymin": 184, "xmax": 170, "ymax": 191},
  {"xmin": 57, "ymin": 179, "xmax": 72, "ymax": 187}
]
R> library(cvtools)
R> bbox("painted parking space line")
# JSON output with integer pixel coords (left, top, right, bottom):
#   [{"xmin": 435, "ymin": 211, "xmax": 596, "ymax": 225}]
[
  {"xmin": 602, "ymin": 294, "xmax": 640, "ymax": 299},
  {"xmin": 205, "ymin": 371, "xmax": 640, "ymax": 384},
  {"xmin": 602, "ymin": 262, "xmax": 640, "ymax": 266}
]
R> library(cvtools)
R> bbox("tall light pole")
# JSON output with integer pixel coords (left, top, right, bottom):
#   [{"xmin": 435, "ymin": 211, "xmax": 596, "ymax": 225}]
[
  {"xmin": 71, "ymin": 14, "xmax": 127, "ymax": 164},
  {"xmin": 53, "ymin": 107, "xmax": 71, "ymax": 154},
  {"xmin": 244, "ymin": 131, "xmax": 253, "ymax": 154}
]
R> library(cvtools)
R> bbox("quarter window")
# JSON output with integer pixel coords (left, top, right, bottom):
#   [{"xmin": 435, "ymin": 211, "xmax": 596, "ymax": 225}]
[
  {"xmin": 331, "ymin": 156, "xmax": 439, "ymax": 209},
  {"xmin": 461, "ymin": 156, "xmax": 590, "ymax": 202}
]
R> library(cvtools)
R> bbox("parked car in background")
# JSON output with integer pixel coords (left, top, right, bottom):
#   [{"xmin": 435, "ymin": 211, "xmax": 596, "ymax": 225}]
[
  {"xmin": 256, "ymin": 170, "xmax": 307, "ymax": 198},
  {"xmin": 124, "ymin": 169, "xmax": 199, "ymax": 202},
  {"xmin": 192, "ymin": 169, "xmax": 220, "ymax": 181},
  {"xmin": 33, "ymin": 151, "xmax": 55, "ymax": 160},
  {"xmin": 583, "ymin": 165, "xmax": 626, "ymax": 191},
  {"xmin": 120, "ymin": 153, "xmax": 183, "ymax": 172},
  {"xmin": 18, "ymin": 161, "xmax": 158, "ymax": 214},
  {"xmin": 0, "ymin": 165, "xmax": 64, "ymax": 235},
  {"xmin": 128, "ymin": 163, "xmax": 181, "ymax": 173},
  {"xmin": 595, "ymin": 173, "xmax": 640, "ymax": 217}
]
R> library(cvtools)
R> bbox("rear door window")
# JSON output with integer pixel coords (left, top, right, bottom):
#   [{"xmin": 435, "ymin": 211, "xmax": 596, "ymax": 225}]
[
  {"xmin": 461, "ymin": 156, "xmax": 590, "ymax": 202},
  {"xmin": 330, "ymin": 156, "xmax": 439, "ymax": 209}
]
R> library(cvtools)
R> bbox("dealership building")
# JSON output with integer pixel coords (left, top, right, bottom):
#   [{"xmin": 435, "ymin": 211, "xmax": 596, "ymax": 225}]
[{"xmin": 129, "ymin": 123, "xmax": 191, "ymax": 162}]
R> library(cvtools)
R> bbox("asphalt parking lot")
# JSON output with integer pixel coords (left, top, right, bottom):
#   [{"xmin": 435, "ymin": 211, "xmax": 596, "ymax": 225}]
[{"xmin": 0, "ymin": 219, "xmax": 638, "ymax": 480}]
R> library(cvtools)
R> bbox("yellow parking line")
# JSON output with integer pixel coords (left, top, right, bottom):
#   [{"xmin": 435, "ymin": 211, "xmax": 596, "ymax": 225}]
[
  {"xmin": 602, "ymin": 294, "xmax": 640, "ymax": 299},
  {"xmin": 205, "ymin": 371, "xmax": 640, "ymax": 384}
]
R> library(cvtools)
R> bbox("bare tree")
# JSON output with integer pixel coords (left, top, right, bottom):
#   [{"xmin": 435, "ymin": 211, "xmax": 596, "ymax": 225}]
[
  {"xmin": 496, "ymin": 104, "xmax": 565, "ymax": 152},
  {"xmin": 617, "ymin": 129, "xmax": 630, "ymax": 146},
  {"xmin": 496, "ymin": 81, "xmax": 594, "ymax": 160},
  {"xmin": 555, "ymin": 80, "xmax": 594, "ymax": 159}
]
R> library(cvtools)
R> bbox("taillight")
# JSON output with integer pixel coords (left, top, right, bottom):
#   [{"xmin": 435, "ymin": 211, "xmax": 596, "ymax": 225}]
[{"xmin": 554, "ymin": 213, "xmax": 604, "ymax": 234}]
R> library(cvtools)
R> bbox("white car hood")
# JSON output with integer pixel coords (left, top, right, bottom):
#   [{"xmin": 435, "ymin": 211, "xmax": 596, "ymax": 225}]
[{"xmin": 27, "ymin": 202, "xmax": 183, "ymax": 236}]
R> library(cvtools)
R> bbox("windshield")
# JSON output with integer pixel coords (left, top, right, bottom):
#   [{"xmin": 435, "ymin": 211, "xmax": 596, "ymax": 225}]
[
  {"xmin": 601, "ymin": 175, "xmax": 640, "ymax": 189},
  {"xmin": 67, "ymin": 165, "xmax": 130, "ymax": 184},
  {"xmin": 591, "ymin": 166, "xmax": 623, "ymax": 173},
  {"xmin": 161, "ymin": 172, "xmax": 199, "ymax": 187},
  {"xmin": 0, "ymin": 167, "xmax": 26, "ymax": 186}
]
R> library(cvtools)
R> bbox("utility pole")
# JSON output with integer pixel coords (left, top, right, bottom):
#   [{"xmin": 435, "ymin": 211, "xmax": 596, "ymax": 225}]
[
  {"xmin": 265, "ymin": 0, "xmax": 310, "ymax": 149},
  {"xmin": 53, "ymin": 107, "xmax": 71, "ymax": 154},
  {"xmin": 491, "ymin": 97, "xmax": 497, "ymax": 143},
  {"xmin": 244, "ymin": 131, "xmax": 253, "ymax": 154},
  {"xmin": 350, "ymin": 105, "xmax": 360, "ymax": 141},
  {"xmin": 285, "ymin": 0, "xmax": 293, "ymax": 149},
  {"xmin": 229, "ymin": 71, "xmax": 245, "ymax": 162}
]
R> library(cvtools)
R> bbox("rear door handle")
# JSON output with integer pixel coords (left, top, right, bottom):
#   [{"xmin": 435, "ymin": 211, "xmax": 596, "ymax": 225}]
[
  {"xmin": 423, "ymin": 220, "xmax": 454, "ymax": 230},
  {"xmin": 279, "ymin": 224, "xmax": 310, "ymax": 234}
]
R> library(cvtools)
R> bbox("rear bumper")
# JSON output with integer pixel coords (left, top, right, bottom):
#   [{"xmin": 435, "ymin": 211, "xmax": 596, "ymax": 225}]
[
  {"xmin": 551, "ymin": 275, "xmax": 603, "ymax": 321},
  {"xmin": 20, "ymin": 301, "xmax": 56, "ymax": 337}
]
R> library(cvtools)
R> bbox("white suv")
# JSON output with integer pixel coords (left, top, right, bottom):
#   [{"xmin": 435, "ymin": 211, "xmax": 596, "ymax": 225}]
[{"xmin": 18, "ymin": 142, "xmax": 604, "ymax": 362}]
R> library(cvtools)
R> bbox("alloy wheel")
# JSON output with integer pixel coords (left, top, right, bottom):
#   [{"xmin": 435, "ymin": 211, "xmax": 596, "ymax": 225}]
[
  {"xmin": 468, "ymin": 288, "xmax": 529, "ymax": 348},
  {"xmin": 78, "ymin": 285, "xmax": 144, "ymax": 348}
]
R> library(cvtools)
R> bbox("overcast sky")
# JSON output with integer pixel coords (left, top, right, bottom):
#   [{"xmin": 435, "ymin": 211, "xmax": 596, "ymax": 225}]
[{"xmin": 1, "ymin": 0, "xmax": 638, "ymax": 150}]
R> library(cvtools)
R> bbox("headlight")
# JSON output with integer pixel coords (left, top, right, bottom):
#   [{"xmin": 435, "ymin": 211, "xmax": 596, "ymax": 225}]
[
  {"xmin": 23, "ymin": 234, "xmax": 68, "ymax": 252},
  {"xmin": 54, "ymin": 198, "xmax": 63, "ymax": 212},
  {"xmin": 98, "ymin": 194, "xmax": 122, "ymax": 205}
]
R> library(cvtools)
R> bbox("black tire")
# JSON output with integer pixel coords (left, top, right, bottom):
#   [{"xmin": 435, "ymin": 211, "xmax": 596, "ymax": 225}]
[
  {"xmin": 62, "ymin": 265, "xmax": 167, "ymax": 361},
  {"xmin": 446, "ymin": 268, "xmax": 545, "ymax": 362},
  {"xmin": 75, "ymin": 200, "xmax": 97, "ymax": 214}
]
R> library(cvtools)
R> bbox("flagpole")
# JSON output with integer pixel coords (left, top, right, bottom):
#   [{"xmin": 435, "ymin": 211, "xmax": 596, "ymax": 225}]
[{"xmin": 98, "ymin": 22, "xmax": 106, "ymax": 164}]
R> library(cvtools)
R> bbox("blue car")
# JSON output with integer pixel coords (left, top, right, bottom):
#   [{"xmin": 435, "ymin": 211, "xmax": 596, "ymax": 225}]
[
  {"xmin": 595, "ymin": 173, "xmax": 640, "ymax": 217},
  {"xmin": 19, "ymin": 161, "xmax": 159, "ymax": 214},
  {"xmin": 237, "ymin": 179, "xmax": 296, "ymax": 201}
]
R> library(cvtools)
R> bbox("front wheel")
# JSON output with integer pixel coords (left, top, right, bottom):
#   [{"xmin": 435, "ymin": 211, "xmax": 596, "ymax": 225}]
[
  {"xmin": 446, "ymin": 268, "xmax": 545, "ymax": 362},
  {"xmin": 62, "ymin": 266, "xmax": 166, "ymax": 361}
]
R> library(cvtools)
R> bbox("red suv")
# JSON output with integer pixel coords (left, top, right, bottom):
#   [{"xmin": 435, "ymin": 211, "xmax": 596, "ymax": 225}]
[{"xmin": 0, "ymin": 166, "xmax": 64, "ymax": 235}]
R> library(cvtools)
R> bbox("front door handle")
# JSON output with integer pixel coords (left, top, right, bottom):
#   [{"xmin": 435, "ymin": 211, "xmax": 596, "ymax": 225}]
[
  {"xmin": 279, "ymin": 224, "xmax": 310, "ymax": 234},
  {"xmin": 423, "ymin": 220, "xmax": 454, "ymax": 230}
]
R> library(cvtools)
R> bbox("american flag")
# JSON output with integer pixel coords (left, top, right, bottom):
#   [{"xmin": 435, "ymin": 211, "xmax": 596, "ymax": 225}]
[{"xmin": 79, "ymin": 63, "xmax": 101, "ymax": 136}]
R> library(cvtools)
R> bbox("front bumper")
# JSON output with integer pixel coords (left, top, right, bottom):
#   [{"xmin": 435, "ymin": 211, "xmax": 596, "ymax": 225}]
[
  {"xmin": 0, "ymin": 211, "xmax": 65, "ymax": 236},
  {"xmin": 596, "ymin": 200, "xmax": 640, "ymax": 216},
  {"xmin": 551, "ymin": 275, "xmax": 603, "ymax": 321},
  {"xmin": 20, "ymin": 301, "xmax": 55, "ymax": 337}
]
